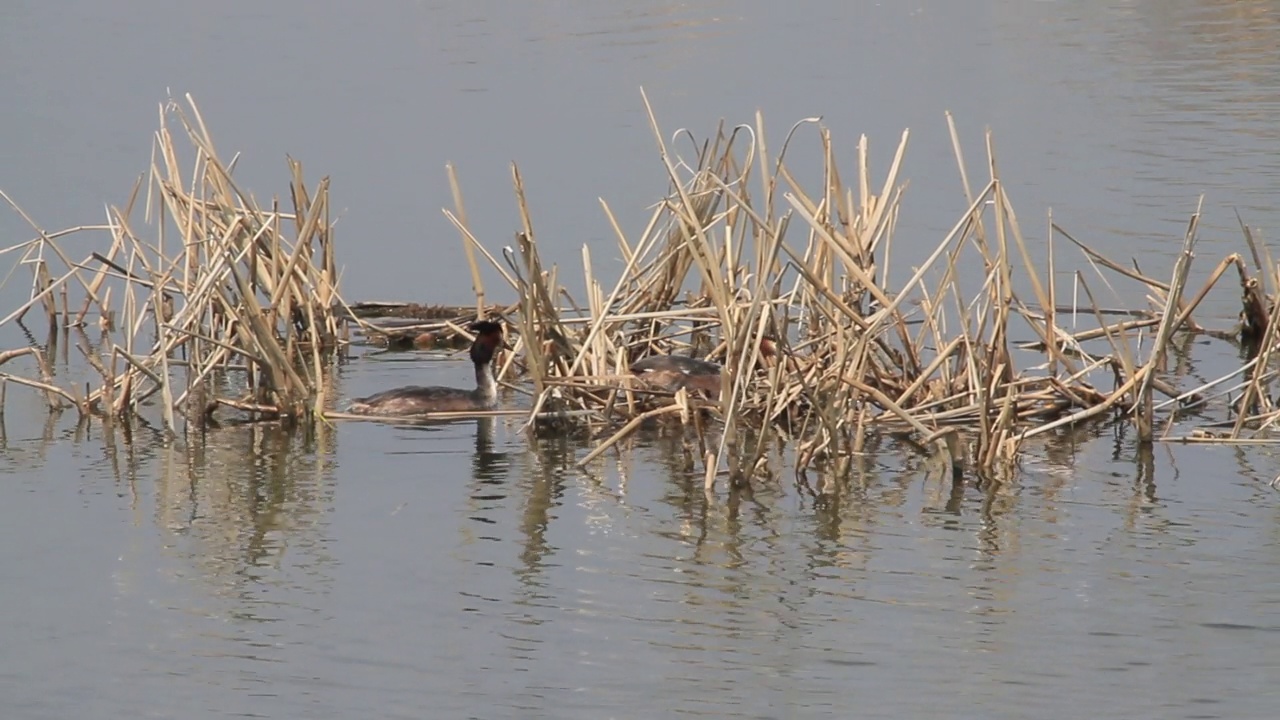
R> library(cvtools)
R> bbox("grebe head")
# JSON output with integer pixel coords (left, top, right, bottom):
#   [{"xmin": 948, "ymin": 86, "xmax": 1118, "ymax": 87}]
[
  {"xmin": 468, "ymin": 320, "xmax": 505, "ymax": 366},
  {"xmin": 758, "ymin": 335, "xmax": 782, "ymax": 368}
]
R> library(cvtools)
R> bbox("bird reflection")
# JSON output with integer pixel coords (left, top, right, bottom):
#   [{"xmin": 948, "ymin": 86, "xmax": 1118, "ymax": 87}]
[{"xmin": 471, "ymin": 416, "xmax": 508, "ymax": 481}]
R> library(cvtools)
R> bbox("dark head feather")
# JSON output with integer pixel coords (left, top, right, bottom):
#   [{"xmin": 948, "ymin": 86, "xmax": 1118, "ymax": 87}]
[{"xmin": 469, "ymin": 321, "xmax": 505, "ymax": 364}]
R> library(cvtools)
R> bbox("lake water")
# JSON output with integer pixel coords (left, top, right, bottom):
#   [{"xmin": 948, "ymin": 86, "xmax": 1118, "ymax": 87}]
[{"xmin": 2, "ymin": 1, "xmax": 1280, "ymax": 718}]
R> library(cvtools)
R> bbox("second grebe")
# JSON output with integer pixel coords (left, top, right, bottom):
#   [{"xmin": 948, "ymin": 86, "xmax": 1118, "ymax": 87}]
[
  {"xmin": 631, "ymin": 337, "xmax": 778, "ymax": 394},
  {"xmin": 348, "ymin": 321, "xmax": 504, "ymax": 415}
]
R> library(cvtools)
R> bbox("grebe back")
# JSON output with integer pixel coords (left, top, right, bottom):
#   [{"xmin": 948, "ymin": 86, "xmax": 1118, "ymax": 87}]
[{"xmin": 631, "ymin": 337, "xmax": 778, "ymax": 394}]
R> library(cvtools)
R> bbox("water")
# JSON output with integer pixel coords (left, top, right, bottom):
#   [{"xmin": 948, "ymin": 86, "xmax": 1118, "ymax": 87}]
[{"xmin": 3, "ymin": 1, "xmax": 1280, "ymax": 717}]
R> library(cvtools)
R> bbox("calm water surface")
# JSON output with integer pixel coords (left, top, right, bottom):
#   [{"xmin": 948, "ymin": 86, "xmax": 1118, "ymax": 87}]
[{"xmin": 2, "ymin": 1, "xmax": 1280, "ymax": 718}]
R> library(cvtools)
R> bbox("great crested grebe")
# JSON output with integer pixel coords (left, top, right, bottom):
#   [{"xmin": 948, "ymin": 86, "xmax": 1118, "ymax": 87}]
[
  {"xmin": 631, "ymin": 337, "xmax": 778, "ymax": 394},
  {"xmin": 348, "ymin": 321, "xmax": 504, "ymax": 415}
]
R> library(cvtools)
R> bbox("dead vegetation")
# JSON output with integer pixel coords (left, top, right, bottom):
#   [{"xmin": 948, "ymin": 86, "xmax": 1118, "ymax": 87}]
[
  {"xmin": 2, "ymin": 93, "xmax": 1278, "ymax": 491},
  {"xmin": 442, "ymin": 92, "xmax": 1280, "ymax": 488},
  {"xmin": 0, "ymin": 95, "xmax": 353, "ymax": 432}
]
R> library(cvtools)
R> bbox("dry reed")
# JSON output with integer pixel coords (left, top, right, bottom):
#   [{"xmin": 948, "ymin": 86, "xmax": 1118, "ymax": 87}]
[
  {"xmin": 0, "ymin": 95, "xmax": 352, "ymax": 433},
  {"xmin": 3, "ymin": 93, "xmax": 1277, "ymax": 490},
  {"xmin": 440, "ymin": 92, "xmax": 1280, "ymax": 488}
]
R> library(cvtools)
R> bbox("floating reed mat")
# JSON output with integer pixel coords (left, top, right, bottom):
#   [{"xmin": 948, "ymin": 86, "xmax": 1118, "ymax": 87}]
[
  {"xmin": 439, "ymin": 93, "xmax": 1279, "ymax": 486},
  {"xmin": 0, "ymin": 95, "xmax": 358, "ymax": 432}
]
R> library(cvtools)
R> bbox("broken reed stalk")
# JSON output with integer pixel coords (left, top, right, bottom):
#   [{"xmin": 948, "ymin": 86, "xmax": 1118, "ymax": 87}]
[
  {"xmin": 0, "ymin": 94, "xmax": 351, "ymax": 433},
  {"xmin": 1134, "ymin": 201, "xmax": 1199, "ymax": 442}
]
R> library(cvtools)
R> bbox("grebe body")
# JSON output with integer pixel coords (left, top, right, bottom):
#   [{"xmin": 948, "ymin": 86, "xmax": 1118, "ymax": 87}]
[
  {"xmin": 348, "ymin": 321, "xmax": 504, "ymax": 416},
  {"xmin": 630, "ymin": 338, "xmax": 777, "ymax": 394}
]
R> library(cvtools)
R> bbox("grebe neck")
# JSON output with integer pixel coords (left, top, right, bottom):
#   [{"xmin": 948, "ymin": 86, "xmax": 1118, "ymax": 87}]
[{"xmin": 475, "ymin": 360, "xmax": 498, "ymax": 403}]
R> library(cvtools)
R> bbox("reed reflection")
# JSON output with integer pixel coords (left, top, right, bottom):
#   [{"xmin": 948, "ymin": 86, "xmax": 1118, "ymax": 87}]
[
  {"xmin": 1127, "ymin": 0, "xmax": 1280, "ymax": 95},
  {"xmin": 513, "ymin": 428, "xmax": 573, "ymax": 588},
  {"xmin": 140, "ymin": 423, "xmax": 340, "ymax": 622}
]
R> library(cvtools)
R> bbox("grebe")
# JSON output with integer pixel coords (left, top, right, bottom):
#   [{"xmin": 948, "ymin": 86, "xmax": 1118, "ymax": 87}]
[
  {"xmin": 348, "ymin": 321, "xmax": 504, "ymax": 415},
  {"xmin": 631, "ymin": 337, "xmax": 778, "ymax": 394}
]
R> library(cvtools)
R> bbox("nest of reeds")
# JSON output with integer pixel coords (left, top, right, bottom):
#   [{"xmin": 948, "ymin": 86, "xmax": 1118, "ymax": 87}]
[{"xmin": 345, "ymin": 301, "xmax": 517, "ymax": 350}]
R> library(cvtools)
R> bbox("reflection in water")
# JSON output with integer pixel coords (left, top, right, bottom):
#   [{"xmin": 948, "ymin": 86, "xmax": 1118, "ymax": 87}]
[
  {"xmin": 1125, "ymin": 0, "xmax": 1280, "ymax": 93},
  {"xmin": 116, "ymin": 422, "xmax": 343, "ymax": 642},
  {"xmin": 0, "ymin": 409, "xmax": 62, "ymax": 471},
  {"xmin": 0, "ymin": 392, "xmax": 1278, "ymax": 717},
  {"xmin": 175, "ymin": 424, "xmax": 335, "ymax": 575},
  {"xmin": 471, "ymin": 416, "xmax": 506, "ymax": 480}
]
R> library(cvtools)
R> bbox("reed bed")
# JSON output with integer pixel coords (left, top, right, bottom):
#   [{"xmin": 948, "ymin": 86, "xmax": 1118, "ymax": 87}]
[
  {"xmin": 2, "ymin": 94, "xmax": 1277, "ymax": 491},
  {"xmin": 0, "ymin": 95, "xmax": 352, "ymax": 433},
  {"xmin": 445, "ymin": 94, "xmax": 1280, "ymax": 488}
]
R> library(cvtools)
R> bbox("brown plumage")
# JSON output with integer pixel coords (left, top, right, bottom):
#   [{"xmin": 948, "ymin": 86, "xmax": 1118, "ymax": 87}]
[{"xmin": 631, "ymin": 337, "xmax": 778, "ymax": 394}]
